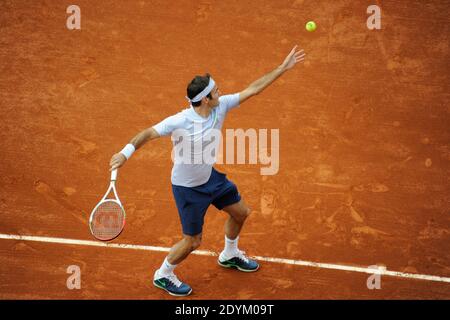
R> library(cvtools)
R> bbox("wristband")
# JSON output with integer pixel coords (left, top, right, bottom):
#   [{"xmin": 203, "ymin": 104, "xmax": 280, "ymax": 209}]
[{"xmin": 120, "ymin": 144, "xmax": 135, "ymax": 159}]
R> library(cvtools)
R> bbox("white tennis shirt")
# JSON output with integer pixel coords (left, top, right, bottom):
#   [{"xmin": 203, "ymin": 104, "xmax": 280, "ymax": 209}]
[{"xmin": 153, "ymin": 93, "xmax": 240, "ymax": 187}]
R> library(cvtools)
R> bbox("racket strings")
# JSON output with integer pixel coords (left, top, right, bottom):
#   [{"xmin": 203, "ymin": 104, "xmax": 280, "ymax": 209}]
[{"xmin": 91, "ymin": 201, "xmax": 125, "ymax": 240}]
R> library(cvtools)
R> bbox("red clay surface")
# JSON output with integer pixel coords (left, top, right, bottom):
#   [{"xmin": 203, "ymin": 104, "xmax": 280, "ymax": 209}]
[{"xmin": 0, "ymin": 0, "xmax": 449, "ymax": 299}]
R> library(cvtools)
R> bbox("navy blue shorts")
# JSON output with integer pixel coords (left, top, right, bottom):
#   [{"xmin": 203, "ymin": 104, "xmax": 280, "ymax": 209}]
[{"xmin": 172, "ymin": 168, "xmax": 241, "ymax": 236}]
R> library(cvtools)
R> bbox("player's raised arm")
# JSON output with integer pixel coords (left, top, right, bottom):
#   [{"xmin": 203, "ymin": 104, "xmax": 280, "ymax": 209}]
[
  {"xmin": 239, "ymin": 45, "xmax": 305, "ymax": 104},
  {"xmin": 109, "ymin": 127, "xmax": 160, "ymax": 171}
]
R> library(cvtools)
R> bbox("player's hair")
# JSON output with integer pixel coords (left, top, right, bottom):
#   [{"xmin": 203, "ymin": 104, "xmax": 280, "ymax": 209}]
[{"xmin": 186, "ymin": 73, "xmax": 213, "ymax": 107}]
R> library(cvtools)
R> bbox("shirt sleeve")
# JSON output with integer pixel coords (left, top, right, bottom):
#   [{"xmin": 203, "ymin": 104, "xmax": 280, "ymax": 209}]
[
  {"xmin": 218, "ymin": 93, "xmax": 240, "ymax": 113},
  {"xmin": 152, "ymin": 113, "xmax": 184, "ymax": 137}
]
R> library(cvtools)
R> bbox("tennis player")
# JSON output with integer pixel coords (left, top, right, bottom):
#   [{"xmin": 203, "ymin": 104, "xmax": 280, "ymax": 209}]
[{"xmin": 110, "ymin": 46, "xmax": 305, "ymax": 296}]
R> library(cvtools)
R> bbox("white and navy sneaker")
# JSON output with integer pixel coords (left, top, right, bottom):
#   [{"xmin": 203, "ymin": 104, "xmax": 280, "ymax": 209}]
[
  {"xmin": 218, "ymin": 250, "xmax": 260, "ymax": 272},
  {"xmin": 153, "ymin": 270, "xmax": 192, "ymax": 297}
]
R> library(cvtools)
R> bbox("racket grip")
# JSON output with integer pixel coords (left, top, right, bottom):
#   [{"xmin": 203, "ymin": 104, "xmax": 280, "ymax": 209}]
[{"xmin": 111, "ymin": 169, "xmax": 118, "ymax": 181}]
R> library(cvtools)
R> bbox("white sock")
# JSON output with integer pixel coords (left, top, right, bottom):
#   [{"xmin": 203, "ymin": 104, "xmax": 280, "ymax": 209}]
[
  {"xmin": 156, "ymin": 257, "xmax": 177, "ymax": 278},
  {"xmin": 223, "ymin": 235, "xmax": 239, "ymax": 257}
]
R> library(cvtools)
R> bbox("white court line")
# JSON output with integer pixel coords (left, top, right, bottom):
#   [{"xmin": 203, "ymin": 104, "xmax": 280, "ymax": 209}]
[{"xmin": 1, "ymin": 233, "xmax": 450, "ymax": 284}]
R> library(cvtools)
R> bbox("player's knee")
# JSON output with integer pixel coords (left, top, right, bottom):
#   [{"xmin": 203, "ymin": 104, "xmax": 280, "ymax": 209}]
[
  {"xmin": 186, "ymin": 234, "xmax": 202, "ymax": 251},
  {"xmin": 243, "ymin": 207, "xmax": 251, "ymax": 220},
  {"xmin": 237, "ymin": 207, "xmax": 251, "ymax": 223},
  {"xmin": 191, "ymin": 239, "xmax": 201, "ymax": 251}
]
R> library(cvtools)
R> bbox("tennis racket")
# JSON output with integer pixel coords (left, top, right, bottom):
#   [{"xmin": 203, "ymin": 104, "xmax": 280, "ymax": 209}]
[{"xmin": 89, "ymin": 169, "xmax": 126, "ymax": 241}]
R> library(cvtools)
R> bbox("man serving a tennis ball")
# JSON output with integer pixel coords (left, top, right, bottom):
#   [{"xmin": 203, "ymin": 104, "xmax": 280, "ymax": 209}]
[{"xmin": 109, "ymin": 46, "xmax": 305, "ymax": 296}]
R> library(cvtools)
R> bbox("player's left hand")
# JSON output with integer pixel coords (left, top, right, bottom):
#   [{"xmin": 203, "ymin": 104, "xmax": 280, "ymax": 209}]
[{"xmin": 281, "ymin": 45, "xmax": 305, "ymax": 71}]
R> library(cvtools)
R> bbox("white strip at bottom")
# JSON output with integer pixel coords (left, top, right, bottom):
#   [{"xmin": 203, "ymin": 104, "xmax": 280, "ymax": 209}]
[{"xmin": 1, "ymin": 233, "xmax": 449, "ymax": 284}]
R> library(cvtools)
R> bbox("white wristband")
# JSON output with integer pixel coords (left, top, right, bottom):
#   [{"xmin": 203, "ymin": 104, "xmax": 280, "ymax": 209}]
[{"xmin": 120, "ymin": 144, "xmax": 135, "ymax": 159}]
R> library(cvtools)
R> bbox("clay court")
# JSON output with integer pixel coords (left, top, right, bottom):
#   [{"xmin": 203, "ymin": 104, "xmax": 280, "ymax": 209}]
[{"xmin": 0, "ymin": 0, "xmax": 449, "ymax": 299}]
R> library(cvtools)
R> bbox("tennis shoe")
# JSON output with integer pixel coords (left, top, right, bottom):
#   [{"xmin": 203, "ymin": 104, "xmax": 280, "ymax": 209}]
[
  {"xmin": 153, "ymin": 270, "xmax": 192, "ymax": 297},
  {"xmin": 218, "ymin": 250, "xmax": 259, "ymax": 272}
]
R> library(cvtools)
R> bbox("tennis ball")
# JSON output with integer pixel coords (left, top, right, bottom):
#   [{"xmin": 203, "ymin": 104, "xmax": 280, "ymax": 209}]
[{"xmin": 306, "ymin": 21, "xmax": 317, "ymax": 32}]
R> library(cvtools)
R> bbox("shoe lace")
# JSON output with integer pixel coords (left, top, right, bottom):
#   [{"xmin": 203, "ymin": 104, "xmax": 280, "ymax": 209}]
[
  {"xmin": 236, "ymin": 250, "xmax": 249, "ymax": 263},
  {"xmin": 166, "ymin": 274, "xmax": 183, "ymax": 288}
]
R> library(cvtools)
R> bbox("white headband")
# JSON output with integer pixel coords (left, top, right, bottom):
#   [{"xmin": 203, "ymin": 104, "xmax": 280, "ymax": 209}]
[{"xmin": 186, "ymin": 78, "xmax": 216, "ymax": 105}]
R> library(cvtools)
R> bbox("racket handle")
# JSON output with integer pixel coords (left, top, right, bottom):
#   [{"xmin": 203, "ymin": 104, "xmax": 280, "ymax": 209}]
[{"xmin": 111, "ymin": 169, "xmax": 118, "ymax": 181}]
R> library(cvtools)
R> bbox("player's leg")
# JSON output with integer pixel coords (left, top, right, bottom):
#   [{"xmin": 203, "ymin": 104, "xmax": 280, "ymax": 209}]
[
  {"xmin": 153, "ymin": 232, "xmax": 203, "ymax": 297},
  {"xmin": 211, "ymin": 170, "xmax": 259, "ymax": 272},
  {"xmin": 153, "ymin": 184, "xmax": 210, "ymax": 296},
  {"xmin": 167, "ymin": 233, "xmax": 203, "ymax": 265},
  {"xmin": 217, "ymin": 199, "xmax": 258, "ymax": 272},
  {"xmin": 222, "ymin": 199, "xmax": 251, "ymax": 240}
]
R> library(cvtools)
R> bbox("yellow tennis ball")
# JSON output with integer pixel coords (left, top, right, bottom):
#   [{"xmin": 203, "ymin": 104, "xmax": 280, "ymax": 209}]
[{"xmin": 306, "ymin": 21, "xmax": 317, "ymax": 32}]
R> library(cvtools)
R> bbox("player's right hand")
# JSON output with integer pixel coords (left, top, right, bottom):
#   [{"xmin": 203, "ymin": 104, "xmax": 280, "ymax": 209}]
[{"xmin": 109, "ymin": 153, "xmax": 127, "ymax": 171}]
